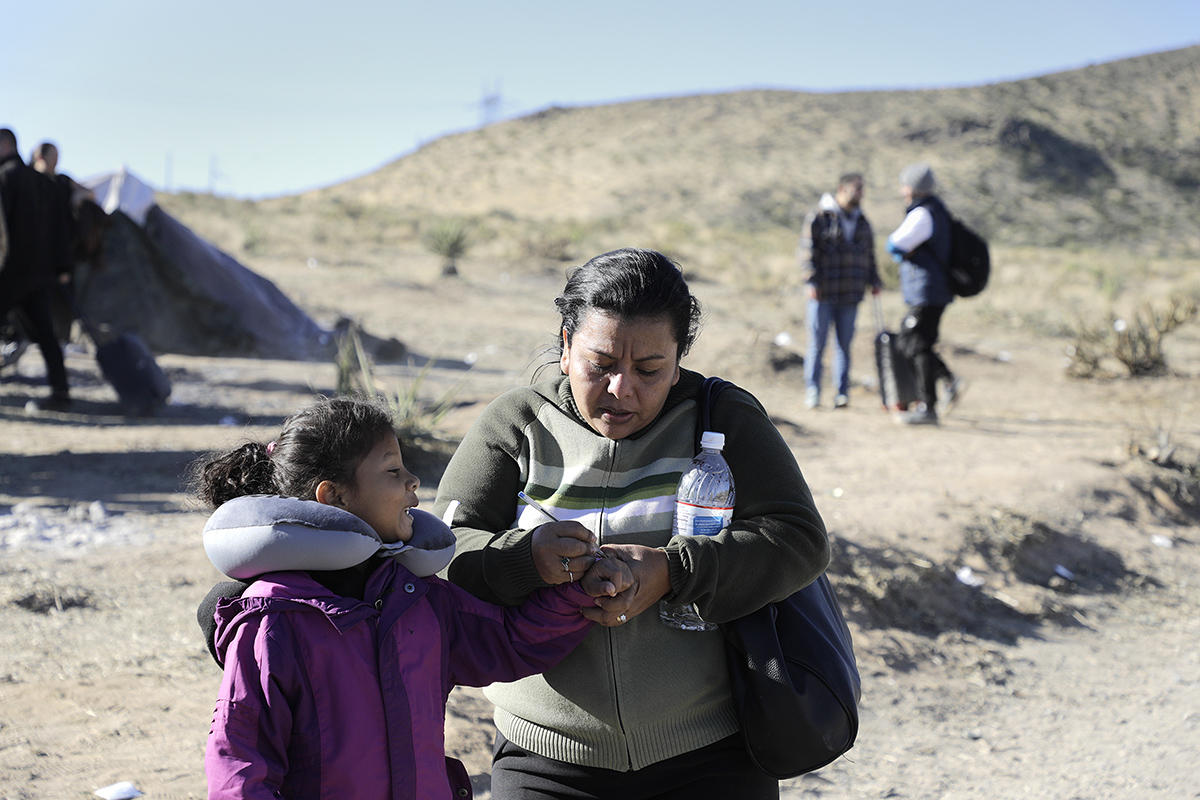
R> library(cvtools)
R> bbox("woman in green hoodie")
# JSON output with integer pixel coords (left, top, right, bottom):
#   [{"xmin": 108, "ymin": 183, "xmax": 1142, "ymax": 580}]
[{"xmin": 434, "ymin": 247, "xmax": 830, "ymax": 799}]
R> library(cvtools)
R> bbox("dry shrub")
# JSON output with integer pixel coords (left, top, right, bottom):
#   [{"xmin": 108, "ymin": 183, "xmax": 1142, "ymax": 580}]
[
  {"xmin": 517, "ymin": 220, "xmax": 594, "ymax": 263},
  {"xmin": 1066, "ymin": 293, "xmax": 1198, "ymax": 377},
  {"xmin": 12, "ymin": 583, "xmax": 96, "ymax": 614},
  {"xmin": 1127, "ymin": 423, "xmax": 1196, "ymax": 474},
  {"xmin": 334, "ymin": 323, "xmax": 462, "ymax": 447},
  {"xmin": 1125, "ymin": 428, "xmax": 1200, "ymax": 522}
]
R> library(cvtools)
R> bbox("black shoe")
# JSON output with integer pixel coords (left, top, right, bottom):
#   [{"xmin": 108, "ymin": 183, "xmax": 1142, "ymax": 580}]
[
  {"xmin": 897, "ymin": 403, "xmax": 938, "ymax": 426},
  {"xmin": 31, "ymin": 392, "xmax": 72, "ymax": 412},
  {"xmin": 938, "ymin": 376, "xmax": 967, "ymax": 415}
]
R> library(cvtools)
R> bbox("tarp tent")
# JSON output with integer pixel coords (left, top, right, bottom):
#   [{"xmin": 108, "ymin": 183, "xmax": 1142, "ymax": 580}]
[{"xmin": 77, "ymin": 169, "xmax": 335, "ymax": 359}]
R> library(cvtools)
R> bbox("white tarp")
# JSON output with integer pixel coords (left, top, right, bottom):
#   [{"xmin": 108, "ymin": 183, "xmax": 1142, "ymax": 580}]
[
  {"xmin": 78, "ymin": 169, "xmax": 334, "ymax": 359},
  {"xmin": 86, "ymin": 167, "xmax": 156, "ymax": 226}
]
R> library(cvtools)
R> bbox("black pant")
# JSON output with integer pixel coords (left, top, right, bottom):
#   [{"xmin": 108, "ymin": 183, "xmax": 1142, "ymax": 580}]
[
  {"xmin": 490, "ymin": 731, "xmax": 779, "ymax": 800},
  {"xmin": 899, "ymin": 305, "xmax": 951, "ymax": 408},
  {"xmin": 1, "ymin": 287, "xmax": 68, "ymax": 395}
]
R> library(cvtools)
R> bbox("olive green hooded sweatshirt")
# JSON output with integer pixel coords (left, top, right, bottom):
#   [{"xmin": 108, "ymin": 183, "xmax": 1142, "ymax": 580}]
[{"xmin": 434, "ymin": 369, "xmax": 829, "ymax": 771}]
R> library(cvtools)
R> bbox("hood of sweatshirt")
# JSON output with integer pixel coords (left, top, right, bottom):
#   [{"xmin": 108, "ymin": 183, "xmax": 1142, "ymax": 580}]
[{"xmin": 819, "ymin": 191, "xmax": 861, "ymax": 221}]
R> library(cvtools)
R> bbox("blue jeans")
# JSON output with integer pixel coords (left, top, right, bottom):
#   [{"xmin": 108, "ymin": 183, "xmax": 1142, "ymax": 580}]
[{"xmin": 805, "ymin": 299, "xmax": 858, "ymax": 397}]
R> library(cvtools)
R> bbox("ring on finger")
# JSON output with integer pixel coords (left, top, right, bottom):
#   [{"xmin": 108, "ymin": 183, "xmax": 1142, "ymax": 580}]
[
  {"xmin": 560, "ymin": 556, "xmax": 571, "ymax": 573},
  {"xmin": 567, "ymin": 570, "xmax": 574, "ymax": 582},
  {"xmin": 617, "ymin": 613, "xmax": 627, "ymax": 623}
]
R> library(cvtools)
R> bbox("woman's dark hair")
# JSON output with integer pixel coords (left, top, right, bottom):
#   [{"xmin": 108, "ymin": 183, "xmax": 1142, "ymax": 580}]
[
  {"xmin": 554, "ymin": 248, "xmax": 702, "ymax": 359},
  {"xmin": 193, "ymin": 396, "xmax": 396, "ymax": 508}
]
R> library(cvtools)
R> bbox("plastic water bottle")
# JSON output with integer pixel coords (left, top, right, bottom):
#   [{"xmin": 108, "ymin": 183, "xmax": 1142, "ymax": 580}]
[{"xmin": 659, "ymin": 431, "xmax": 735, "ymax": 632}]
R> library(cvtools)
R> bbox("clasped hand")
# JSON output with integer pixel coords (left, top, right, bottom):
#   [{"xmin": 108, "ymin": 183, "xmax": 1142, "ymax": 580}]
[{"xmin": 532, "ymin": 521, "xmax": 671, "ymax": 627}]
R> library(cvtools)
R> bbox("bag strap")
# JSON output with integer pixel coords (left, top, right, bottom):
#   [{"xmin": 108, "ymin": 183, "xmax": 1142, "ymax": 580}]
[{"xmin": 695, "ymin": 375, "xmax": 734, "ymax": 451}]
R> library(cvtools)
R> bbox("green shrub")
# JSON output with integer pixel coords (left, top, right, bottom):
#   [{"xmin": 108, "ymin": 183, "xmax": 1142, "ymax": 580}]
[
  {"xmin": 242, "ymin": 223, "xmax": 268, "ymax": 255},
  {"xmin": 422, "ymin": 219, "xmax": 473, "ymax": 276}
]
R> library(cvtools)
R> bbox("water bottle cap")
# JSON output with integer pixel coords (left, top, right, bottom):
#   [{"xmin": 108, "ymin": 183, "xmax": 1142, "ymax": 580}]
[{"xmin": 699, "ymin": 431, "xmax": 725, "ymax": 450}]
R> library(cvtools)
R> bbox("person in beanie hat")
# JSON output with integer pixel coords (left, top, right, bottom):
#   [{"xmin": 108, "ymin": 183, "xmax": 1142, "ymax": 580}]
[
  {"xmin": 885, "ymin": 163, "xmax": 964, "ymax": 425},
  {"xmin": 898, "ymin": 163, "xmax": 937, "ymax": 197}
]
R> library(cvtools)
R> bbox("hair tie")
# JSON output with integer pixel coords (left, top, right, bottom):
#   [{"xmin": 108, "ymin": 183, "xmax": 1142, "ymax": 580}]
[{"xmin": 266, "ymin": 441, "xmax": 277, "ymax": 455}]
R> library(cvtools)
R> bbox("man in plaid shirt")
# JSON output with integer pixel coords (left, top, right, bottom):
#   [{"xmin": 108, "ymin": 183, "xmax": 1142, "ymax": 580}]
[{"xmin": 799, "ymin": 173, "xmax": 881, "ymax": 410}]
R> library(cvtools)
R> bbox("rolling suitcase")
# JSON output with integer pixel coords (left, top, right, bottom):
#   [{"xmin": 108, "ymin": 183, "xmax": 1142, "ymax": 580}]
[
  {"xmin": 873, "ymin": 296, "xmax": 916, "ymax": 412},
  {"xmin": 77, "ymin": 311, "xmax": 171, "ymax": 416}
]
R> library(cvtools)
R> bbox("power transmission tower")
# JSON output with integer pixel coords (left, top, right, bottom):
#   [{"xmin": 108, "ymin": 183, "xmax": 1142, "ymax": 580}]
[
  {"xmin": 208, "ymin": 155, "xmax": 225, "ymax": 195},
  {"xmin": 479, "ymin": 81, "xmax": 503, "ymax": 128}
]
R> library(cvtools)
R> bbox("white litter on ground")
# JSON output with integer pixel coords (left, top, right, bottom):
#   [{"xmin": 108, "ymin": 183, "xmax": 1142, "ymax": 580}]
[
  {"xmin": 0, "ymin": 501, "xmax": 149, "ymax": 555},
  {"xmin": 955, "ymin": 565, "xmax": 986, "ymax": 587},
  {"xmin": 94, "ymin": 781, "xmax": 144, "ymax": 800}
]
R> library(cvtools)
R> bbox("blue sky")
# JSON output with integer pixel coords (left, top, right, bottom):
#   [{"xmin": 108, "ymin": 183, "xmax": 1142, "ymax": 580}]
[{"xmin": 4, "ymin": 0, "xmax": 1197, "ymax": 198}]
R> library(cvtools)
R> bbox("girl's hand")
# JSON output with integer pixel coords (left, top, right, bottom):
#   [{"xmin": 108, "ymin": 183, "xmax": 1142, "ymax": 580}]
[
  {"xmin": 578, "ymin": 551, "xmax": 634, "ymax": 599},
  {"xmin": 581, "ymin": 544, "xmax": 670, "ymax": 627},
  {"xmin": 530, "ymin": 520, "xmax": 599, "ymax": 585}
]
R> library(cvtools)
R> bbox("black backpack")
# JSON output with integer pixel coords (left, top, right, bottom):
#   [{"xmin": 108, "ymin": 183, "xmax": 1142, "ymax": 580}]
[
  {"xmin": 945, "ymin": 216, "xmax": 990, "ymax": 297},
  {"xmin": 697, "ymin": 377, "xmax": 861, "ymax": 778}
]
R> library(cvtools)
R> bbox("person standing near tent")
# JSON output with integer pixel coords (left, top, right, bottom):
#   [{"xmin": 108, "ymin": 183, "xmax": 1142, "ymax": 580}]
[
  {"xmin": 0, "ymin": 128, "xmax": 71, "ymax": 411},
  {"xmin": 886, "ymin": 162, "xmax": 963, "ymax": 426},
  {"xmin": 799, "ymin": 172, "xmax": 881, "ymax": 410},
  {"xmin": 31, "ymin": 140, "xmax": 90, "ymax": 340},
  {"xmin": 31, "ymin": 142, "xmax": 94, "ymax": 212}
]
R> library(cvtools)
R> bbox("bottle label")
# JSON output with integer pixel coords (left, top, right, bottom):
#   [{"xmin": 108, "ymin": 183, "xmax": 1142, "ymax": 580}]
[{"xmin": 674, "ymin": 501, "xmax": 733, "ymax": 537}]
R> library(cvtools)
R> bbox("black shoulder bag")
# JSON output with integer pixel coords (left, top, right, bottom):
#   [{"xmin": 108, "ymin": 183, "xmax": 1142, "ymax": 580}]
[{"xmin": 697, "ymin": 376, "xmax": 861, "ymax": 778}]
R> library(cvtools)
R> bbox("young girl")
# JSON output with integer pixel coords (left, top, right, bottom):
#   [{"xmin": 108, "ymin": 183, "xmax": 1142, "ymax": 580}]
[{"xmin": 195, "ymin": 396, "xmax": 630, "ymax": 800}]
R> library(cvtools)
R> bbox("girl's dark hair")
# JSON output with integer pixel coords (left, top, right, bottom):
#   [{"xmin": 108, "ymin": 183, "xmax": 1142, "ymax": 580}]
[
  {"xmin": 194, "ymin": 396, "xmax": 396, "ymax": 509},
  {"xmin": 554, "ymin": 248, "xmax": 702, "ymax": 359}
]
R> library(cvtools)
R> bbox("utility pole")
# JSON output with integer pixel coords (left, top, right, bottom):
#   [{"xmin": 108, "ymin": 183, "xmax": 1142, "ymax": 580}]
[
  {"xmin": 208, "ymin": 155, "xmax": 223, "ymax": 195},
  {"xmin": 479, "ymin": 81, "xmax": 503, "ymax": 128}
]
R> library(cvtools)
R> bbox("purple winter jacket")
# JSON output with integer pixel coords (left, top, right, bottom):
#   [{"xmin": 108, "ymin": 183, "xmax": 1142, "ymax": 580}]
[{"xmin": 205, "ymin": 558, "xmax": 595, "ymax": 799}]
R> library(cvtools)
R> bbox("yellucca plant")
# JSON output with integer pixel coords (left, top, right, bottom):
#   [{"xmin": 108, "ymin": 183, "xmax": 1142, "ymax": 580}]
[
  {"xmin": 422, "ymin": 218, "xmax": 473, "ymax": 277},
  {"xmin": 334, "ymin": 323, "xmax": 463, "ymax": 443}
]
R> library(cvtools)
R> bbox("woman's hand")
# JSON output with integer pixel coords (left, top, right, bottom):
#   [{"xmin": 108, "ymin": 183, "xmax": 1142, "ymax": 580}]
[
  {"xmin": 580, "ymin": 544, "xmax": 671, "ymax": 627},
  {"xmin": 530, "ymin": 521, "xmax": 599, "ymax": 585},
  {"xmin": 577, "ymin": 550, "xmax": 633, "ymax": 599}
]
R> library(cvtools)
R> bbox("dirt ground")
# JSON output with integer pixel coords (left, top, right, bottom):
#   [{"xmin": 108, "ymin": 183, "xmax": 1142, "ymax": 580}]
[{"xmin": 1, "ymin": 259, "xmax": 1198, "ymax": 799}]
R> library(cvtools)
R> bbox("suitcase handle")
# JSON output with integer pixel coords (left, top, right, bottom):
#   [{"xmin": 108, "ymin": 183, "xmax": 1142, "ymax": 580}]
[{"xmin": 872, "ymin": 294, "xmax": 887, "ymax": 335}]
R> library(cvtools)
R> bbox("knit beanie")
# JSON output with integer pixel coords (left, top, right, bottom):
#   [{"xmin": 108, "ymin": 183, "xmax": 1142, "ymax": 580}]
[{"xmin": 899, "ymin": 163, "xmax": 936, "ymax": 195}]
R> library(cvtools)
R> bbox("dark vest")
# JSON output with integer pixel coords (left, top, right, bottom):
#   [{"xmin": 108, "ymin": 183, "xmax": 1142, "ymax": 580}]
[{"xmin": 899, "ymin": 195, "xmax": 952, "ymax": 307}]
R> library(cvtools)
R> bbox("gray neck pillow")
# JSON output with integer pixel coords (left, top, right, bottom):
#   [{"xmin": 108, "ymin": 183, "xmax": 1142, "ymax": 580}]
[{"xmin": 202, "ymin": 495, "xmax": 456, "ymax": 580}]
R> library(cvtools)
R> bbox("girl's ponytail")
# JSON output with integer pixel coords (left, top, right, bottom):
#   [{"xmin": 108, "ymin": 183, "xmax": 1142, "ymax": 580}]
[
  {"xmin": 194, "ymin": 441, "xmax": 278, "ymax": 508},
  {"xmin": 192, "ymin": 395, "xmax": 395, "ymax": 510}
]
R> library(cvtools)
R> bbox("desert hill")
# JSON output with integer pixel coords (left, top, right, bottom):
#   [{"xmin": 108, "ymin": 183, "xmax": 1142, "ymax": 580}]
[
  {"xmin": 341, "ymin": 44, "xmax": 1200, "ymax": 246},
  {"xmin": 161, "ymin": 45, "xmax": 1200, "ymax": 288}
]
